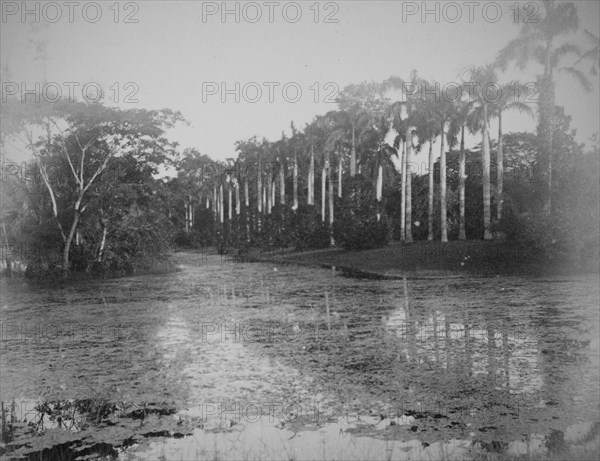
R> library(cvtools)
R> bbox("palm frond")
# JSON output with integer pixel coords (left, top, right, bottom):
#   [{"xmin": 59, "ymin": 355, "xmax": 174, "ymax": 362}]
[
  {"xmin": 558, "ymin": 66, "xmax": 593, "ymax": 92},
  {"xmin": 504, "ymin": 101, "xmax": 535, "ymax": 119},
  {"xmin": 550, "ymin": 42, "xmax": 581, "ymax": 68}
]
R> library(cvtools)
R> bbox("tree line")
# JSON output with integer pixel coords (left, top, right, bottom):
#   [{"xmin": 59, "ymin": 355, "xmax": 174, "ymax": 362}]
[{"xmin": 1, "ymin": 0, "xmax": 598, "ymax": 277}]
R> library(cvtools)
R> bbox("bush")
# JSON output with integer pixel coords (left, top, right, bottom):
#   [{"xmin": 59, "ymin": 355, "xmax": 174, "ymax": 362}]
[
  {"xmin": 261, "ymin": 204, "xmax": 295, "ymax": 249},
  {"xmin": 333, "ymin": 176, "xmax": 391, "ymax": 250},
  {"xmin": 291, "ymin": 204, "xmax": 331, "ymax": 251},
  {"xmin": 497, "ymin": 209, "xmax": 599, "ymax": 271}
]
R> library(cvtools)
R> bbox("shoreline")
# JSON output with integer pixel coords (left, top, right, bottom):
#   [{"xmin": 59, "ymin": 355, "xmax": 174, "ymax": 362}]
[{"xmin": 241, "ymin": 240, "xmax": 599, "ymax": 279}]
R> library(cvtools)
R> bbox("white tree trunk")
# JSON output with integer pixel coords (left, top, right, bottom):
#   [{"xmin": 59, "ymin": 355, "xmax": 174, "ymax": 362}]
[
  {"xmin": 228, "ymin": 185, "xmax": 232, "ymax": 221},
  {"xmin": 405, "ymin": 126, "xmax": 413, "ymax": 243},
  {"xmin": 219, "ymin": 183, "xmax": 224, "ymax": 223},
  {"xmin": 293, "ymin": 154, "xmax": 298, "ymax": 210},
  {"xmin": 482, "ymin": 104, "xmax": 492, "ymax": 240},
  {"xmin": 428, "ymin": 139, "xmax": 434, "ymax": 241},
  {"xmin": 338, "ymin": 153, "xmax": 342, "ymax": 198},
  {"xmin": 440, "ymin": 123, "xmax": 448, "ymax": 243},
  {"xmin": 280, "ymin": 164, "xmax": 285, "ymax": 205},
  {"xmin": 400, "ymin": 138, "xmax": 406, "ymax": 242},
  {"xmin": 321, "ymin": 164, "xmax": 326, "ymax": 222}
]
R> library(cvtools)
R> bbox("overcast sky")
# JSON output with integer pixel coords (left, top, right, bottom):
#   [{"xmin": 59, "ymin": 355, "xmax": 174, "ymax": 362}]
[{"xmin": 2, "ymin": 1, "xmax": 599, "ymax": 165}]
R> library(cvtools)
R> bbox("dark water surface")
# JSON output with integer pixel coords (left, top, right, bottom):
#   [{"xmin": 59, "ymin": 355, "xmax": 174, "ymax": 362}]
[{"xmin": 1, "ymin": 252, "xmax": 598, "ymax": 460}]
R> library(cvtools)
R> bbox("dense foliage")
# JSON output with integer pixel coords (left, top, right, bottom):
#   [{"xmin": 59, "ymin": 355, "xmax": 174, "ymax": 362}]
[{"xmin": 333, "ymin": 177, "xmax": 391, "ymax": 250}]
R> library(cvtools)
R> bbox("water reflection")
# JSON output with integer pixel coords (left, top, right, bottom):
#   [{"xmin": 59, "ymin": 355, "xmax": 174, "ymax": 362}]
[{"xmin": 1, "ymin": 254, "xmax": 598, "ymax": 460}]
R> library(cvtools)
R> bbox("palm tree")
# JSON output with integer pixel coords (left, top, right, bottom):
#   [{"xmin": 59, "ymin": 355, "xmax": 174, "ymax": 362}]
[
  {"xmin": 420, "ymin": 86, "xmax": 455, "ymax": 242},
  {"xmin": 490, "ymin": 82, "xmax": 534, "ymax": 221},
  {"xmin": 448, "ymin": 96, "xmax": 473, "ymax": 240},
  {"xmin": 464, "ymin": 65, "xmax": 496, "ymax": 240},
  {"xmin": 384, "ymin": 71, "xmax": 428, "ymax": 243},
  {"xmin": 496, "ymin": 0, "xmax": 592, "ymax": 213},
  {"xmin": 336, "ymin": 82, "xmax": 386, "ymax": 177},
  {"xmin": 415, "ymin": 117, "xmax": 439, "ymax": 241}
]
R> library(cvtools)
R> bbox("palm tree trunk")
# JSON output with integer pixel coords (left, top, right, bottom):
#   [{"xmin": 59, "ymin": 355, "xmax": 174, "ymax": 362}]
[
  {"xmin": 400, "ymin": 138, "xmax": 406, "ymax": 242},
  {"xmin": 309, "ymin": 145, "xmax": 315, "ymax": 205},
  {"xmin": 376, "ymin": 163, "xmax": 383, "ymax": 202},
  {"xmin": 405, "ymin": 126, "xmax": 413, "ymax": 243},
  {"xmin": 185, "ymin": 202, "xmax": 189, "ymax": 232},
  {"xmin": 350, "ymin": 125, "xmax": 356, "ymax": 177},
  {"xmin": 538, "ymin": 73, "xmax": 554, "ymax": 214},
  {"xmin": 293, "ymin": 152, "xmax": 298, "ymax": 210},
  {"xmin": 376, "ymin": 162, "xmax": 383, "ymax": 222},
  {"xmin": 482, "ymin": 104, "xmax": 492, "ymax": 240},
  {"xmin": 257, "ymin": 166, "xmax": 262, "ymax": 213},
  {"xmin": 271, "ymin": 179, "xmax": 275, "ymax": 212},
  {"xmin": 338, "ymin": 152, "xmax": 342, "ymax": 198},
  {"xmin": 321, "ymin": 162, "xmax": 326, "ymax": 222},
  {"xmin": 266, "ymin": 170, "xmax": 271, "ymax": 214},
  {"xmin": 440, "ymin": 123, "xmax": 448, "ymax": 243},
  {"xmin": 244, "ymin": 178, "xmax": 250, "ymax": 242},
  {"xmin": 497, "ymin": 112, "xmax": 503, "ymax": 221},
  {"xmin": 228, "ymin": 185, "xmax": 232, "ymax": 221},
  {"xmin": 279, "ymin": 164, "xmax": 285, "ymax": 205},
  {"xmin": 427, "ymin": 138, "xmax": 434, "ymax": 241},
  {"xmin": 235, "ymin": 181, "xmax": 241, "ymax": 215},
  {"xmin": 219, "ymin": 183, "xmax": 224, "ymax": 223},
  {"xmin": 459, "ymin": 126, "xmax": 466, "ymax": 240},
  {"xmin": 328, "ymin": 154, "xmax": 334, "ymax": 245},
  {"xmin": 213, "ymin": 184, "xmax": 217, "ymax": 214}
]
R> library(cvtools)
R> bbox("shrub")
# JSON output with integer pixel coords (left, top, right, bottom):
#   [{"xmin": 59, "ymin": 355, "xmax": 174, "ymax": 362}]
[
  {"xmin": 332, "ymin": 176, "xmax": 391, "ymax": 250},
  {"xmin": 497, "ymin": 209, "xmax": 599, "ymax": 271},
  {"xmin": 291, "ymin": 204, "xmax": 331, "ymax": 251}
]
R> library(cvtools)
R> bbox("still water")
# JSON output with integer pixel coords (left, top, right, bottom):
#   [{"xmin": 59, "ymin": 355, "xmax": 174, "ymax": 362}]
[{"xmin": 1, "ymin": 252, "xmax": 598, "ymax": 460}]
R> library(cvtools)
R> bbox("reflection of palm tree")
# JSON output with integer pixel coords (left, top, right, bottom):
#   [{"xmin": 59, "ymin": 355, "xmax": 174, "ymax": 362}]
[{"xmin": 487, "ymin": 327, "xmax": 497, "ymax": 387}]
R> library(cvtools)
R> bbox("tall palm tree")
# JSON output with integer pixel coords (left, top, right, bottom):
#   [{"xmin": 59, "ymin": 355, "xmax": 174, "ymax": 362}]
[
  {"xmin": 336, "ymin": 82, "xmax": 385, "ymax": 177},
  {"xmin": 384, "ymin": 71, "xmax": 428, "ymax": 243},
  {"xmin": 490, "ymin": 82, "xmax": 534, "ymax": 221},
  {"xmin": 496, "ymin": 0, "xmax": 591, "ymax": 213},
  {"xmin": 420, "ymin": 86, "xmax": 455, "ymax": 242},
  {"xmin": 464, "ymin": 65, "xmax": 497, "ymax": 240},
  {"xmin": 415, "ymin": 118, "xmax": 439, "ymax": 241},
  {"xmin": 447, "ymin": 97, "xmax": 472, "ymax": 241}
]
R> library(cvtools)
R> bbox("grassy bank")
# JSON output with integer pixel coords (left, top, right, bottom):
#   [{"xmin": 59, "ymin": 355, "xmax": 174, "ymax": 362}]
[{"xmin": 250, "ymin": 240, "xmax": 598, "ymax": 278}]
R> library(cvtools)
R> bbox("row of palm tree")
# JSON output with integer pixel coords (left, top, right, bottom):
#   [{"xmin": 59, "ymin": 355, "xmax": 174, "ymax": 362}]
[
  {"xmin": 181, "ymin": 69, "xmax": 532, "ymax": 244},
  {"xmin": 178, "ymin": 1, "xmax": 597, "ymax": 244}
]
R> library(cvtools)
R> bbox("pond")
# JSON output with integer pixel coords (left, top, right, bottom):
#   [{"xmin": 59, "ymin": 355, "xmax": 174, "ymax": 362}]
[{"xmin": 1, "ymin": 251, "xmax": 598, "ymax": 460}]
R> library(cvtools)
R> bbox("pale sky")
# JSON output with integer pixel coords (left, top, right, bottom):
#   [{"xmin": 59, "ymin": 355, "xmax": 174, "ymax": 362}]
[{"xmin": 2, "ymin": 0, "xmax": 599, "ymax": 166}]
